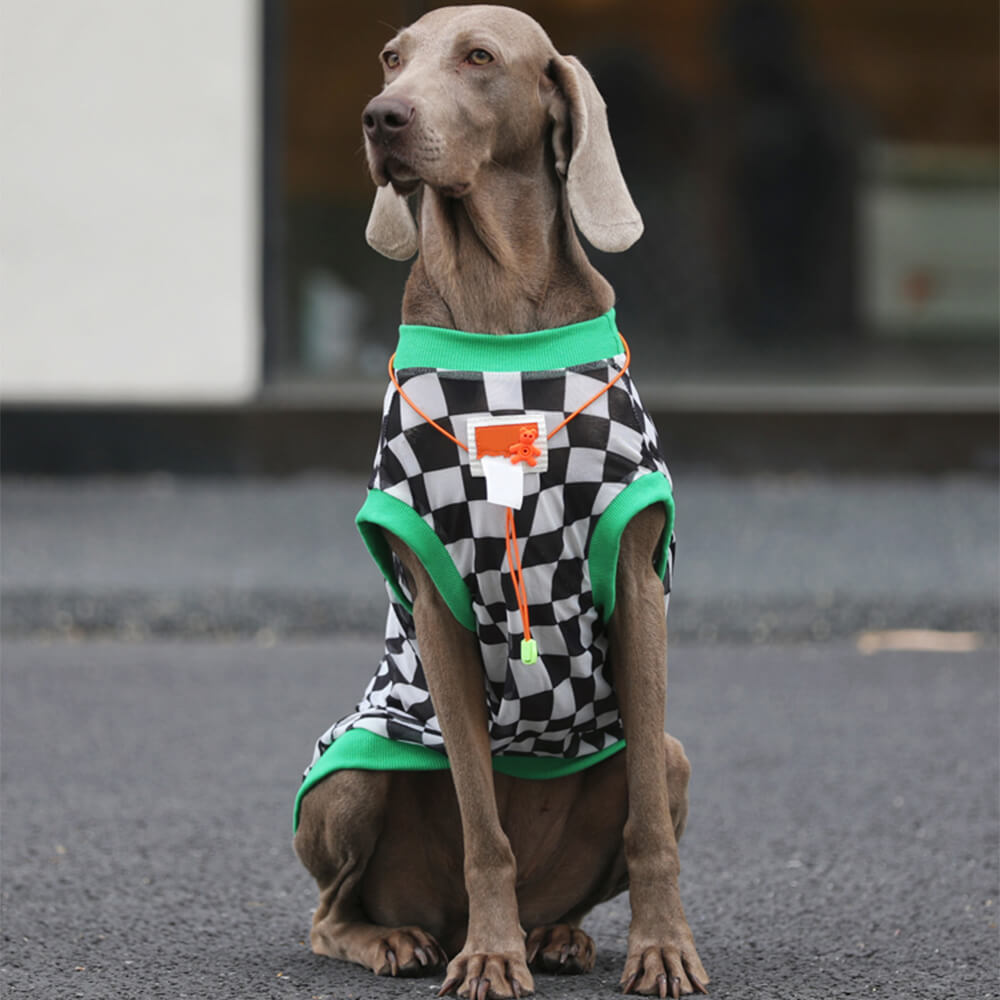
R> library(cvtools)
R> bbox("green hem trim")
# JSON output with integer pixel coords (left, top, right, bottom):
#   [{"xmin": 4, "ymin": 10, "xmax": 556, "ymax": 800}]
[
  {"xmin": 356, "ymin": 490, "xmax": 476, "ymax": 631},
  {"xmin": 395, "ymin": 309, "xmax": 621, "ymax": 372},
  {"xmin": 294, "ymin": 729, "xmax": 627, "ymax": 831},
  {"xmin": 589, "ymin": 472, "xmax": 675, "ymax": 622}
]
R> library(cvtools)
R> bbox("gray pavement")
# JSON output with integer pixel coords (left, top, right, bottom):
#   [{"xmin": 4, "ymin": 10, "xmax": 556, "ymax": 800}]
[
  {"xmin": 1, "ymin": 473, "xmax": 998, "ymax": 998},
  {"xmin": 2, "ymin": 473, "xmax": 997, "ymax": 641},
  {"xmin": 1, "ymin": 637, "xmax": 997, "ymax": 999}
]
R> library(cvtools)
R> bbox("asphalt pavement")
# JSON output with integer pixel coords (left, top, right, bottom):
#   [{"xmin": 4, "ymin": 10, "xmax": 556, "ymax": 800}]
[
  {"xmin": 1, "ymin": 637, "xmax": 997, "ymax": 999},
  {"xmin": 1, "ymin": 473, "xmax": 998, "ymax": 999},
  {"xmin": 2, "ymin": 473, "xmax": 997, "ymax": 642}
]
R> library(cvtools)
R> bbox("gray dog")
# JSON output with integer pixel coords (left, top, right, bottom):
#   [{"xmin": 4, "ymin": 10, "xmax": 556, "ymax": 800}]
[{"xmin": 294, "ymin": 7, "xmax": 709, "ymax": 998}]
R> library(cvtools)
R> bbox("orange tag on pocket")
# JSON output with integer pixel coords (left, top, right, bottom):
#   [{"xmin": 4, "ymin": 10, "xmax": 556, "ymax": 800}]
[{"xmin": 467, "ymin": 413, "xmax": 548, "ymax": 477}]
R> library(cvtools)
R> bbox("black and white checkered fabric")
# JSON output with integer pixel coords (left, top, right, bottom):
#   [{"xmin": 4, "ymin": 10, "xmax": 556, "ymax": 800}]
[{"xmin": 305, "ymin": 349, "xmax": 673, "ymax": 776}]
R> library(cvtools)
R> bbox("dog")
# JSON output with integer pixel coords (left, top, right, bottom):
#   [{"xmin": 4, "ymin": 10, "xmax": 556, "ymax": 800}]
[{"xmin": 294, "ymin": 7, "xmax": 709, "ymax": 998}]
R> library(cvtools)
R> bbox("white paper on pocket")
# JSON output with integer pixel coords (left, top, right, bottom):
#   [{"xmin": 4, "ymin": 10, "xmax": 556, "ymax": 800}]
[{"xmin": 481, "ymin": 455, "xmax": 525, "ymax": 509}]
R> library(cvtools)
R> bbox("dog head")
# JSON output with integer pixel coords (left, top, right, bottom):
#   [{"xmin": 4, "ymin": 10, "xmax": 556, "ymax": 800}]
[{"xmin": 363, "ymin": 4, "xmax": 643, "ymax": 260}]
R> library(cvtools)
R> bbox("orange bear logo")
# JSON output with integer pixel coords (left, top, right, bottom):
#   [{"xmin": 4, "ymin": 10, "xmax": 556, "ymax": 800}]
[{"xmin": 508, "ymin": 425, "xmax": 541, "ymax": 467}]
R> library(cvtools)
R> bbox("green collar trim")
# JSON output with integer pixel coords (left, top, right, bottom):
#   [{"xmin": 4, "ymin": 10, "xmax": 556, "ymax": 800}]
[{"xmin": 394, "ymin": 309, "xmax": 621, "ymax": 372}]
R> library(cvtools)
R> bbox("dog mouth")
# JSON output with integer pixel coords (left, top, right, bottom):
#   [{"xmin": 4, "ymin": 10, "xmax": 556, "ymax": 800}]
[
  {"xmin": 370, "ymin": 149, "xmax": 470, "ymax": 199},
  {"xmin": 436, "ymin": 181, "xmax": 470, "ymax": 198},
  {"xmin": 387, "ymin": 172, "xmax": 421, "ymax": 196},
  {"xmin": 391, "ymin": 173, "xmax": 469, "ymax": 199},
  {"xmin": 370, "ymin": 151, "xmax": 418, "ymax": 194}
]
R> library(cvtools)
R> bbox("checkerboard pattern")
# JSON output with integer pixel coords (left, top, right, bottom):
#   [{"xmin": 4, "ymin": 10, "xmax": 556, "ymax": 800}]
[{"xmin": 304, "ymin": 352, "xmax": 674, "ymax": 776}]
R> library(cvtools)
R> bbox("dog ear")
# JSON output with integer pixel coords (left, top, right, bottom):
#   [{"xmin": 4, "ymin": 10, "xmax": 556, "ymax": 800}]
[
  {"xmin": 547, "ymin": 54, "xmax": 643, "ymax": 253},
  {"xmin": 365, "ymin": 184, "xmax": 418, "ymax": 260}
]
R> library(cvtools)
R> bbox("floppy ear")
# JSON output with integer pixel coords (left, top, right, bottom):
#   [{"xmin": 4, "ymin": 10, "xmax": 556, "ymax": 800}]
[
  {"xmin": 547, "ymin": 54, "xmax": 643, "ymax": 252},
  {"xmin": 365, "ymin": 183, "xmax": 418, "ymax": 260}
]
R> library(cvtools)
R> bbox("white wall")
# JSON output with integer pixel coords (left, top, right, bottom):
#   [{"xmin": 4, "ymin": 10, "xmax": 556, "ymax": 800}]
[{"xmin": 0, "ymin": 0, "xmax": 260, "ymax": 403}]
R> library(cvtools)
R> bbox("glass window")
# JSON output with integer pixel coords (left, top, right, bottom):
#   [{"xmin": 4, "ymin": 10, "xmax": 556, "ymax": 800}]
[{"xmin": 266, "ymin": 0, "xmax": 998, "ymax": 397}]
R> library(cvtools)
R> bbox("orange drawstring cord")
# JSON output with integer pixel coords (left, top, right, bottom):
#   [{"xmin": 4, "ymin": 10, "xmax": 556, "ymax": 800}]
[
  {"xmin": 388, "ymin": 334, "xmax": 632, "ymax": 664},
  {"xmin": 388, "ymin": 354, "xmax": 469, "ymax": 452},
  {"xmin": 505, "ymin": 507, "xmax": 537, "ymax": 663},
  {"xmin": 387, "ymin": 333, "xmax": 631, "ymax": 450},
  {"xmin": 545, "ymin": 334, "xmax": 631, "ymax": 440}
]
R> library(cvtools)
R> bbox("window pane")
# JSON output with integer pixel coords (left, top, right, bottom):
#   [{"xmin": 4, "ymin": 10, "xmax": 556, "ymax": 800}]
[{"xmin": 271, "ymin": 0, "xmax": 998, "ymax": 393}]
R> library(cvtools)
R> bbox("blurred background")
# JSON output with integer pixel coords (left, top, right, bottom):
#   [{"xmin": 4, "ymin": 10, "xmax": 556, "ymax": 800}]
[
  {"xmin": 2, "ymin": 9, "xmax": 997, "ymax": 997},
  {"xmin": 273, "ymin": 0, "xmax": 998, "ymax": 388},
  {"xmin": 1, "ymin": 0, "xmax": 997, "ymax": 473}
]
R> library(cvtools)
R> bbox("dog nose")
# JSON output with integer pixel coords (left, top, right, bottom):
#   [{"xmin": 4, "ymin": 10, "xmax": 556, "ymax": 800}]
[{"xmin": 362, "ymin": 97, "xmax": 415, "ymax": 142}]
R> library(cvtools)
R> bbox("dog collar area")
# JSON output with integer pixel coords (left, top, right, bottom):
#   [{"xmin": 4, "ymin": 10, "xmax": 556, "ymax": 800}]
[{"xmin": 393, "ymin": 308, "xmax": 622, "ymax": 372}]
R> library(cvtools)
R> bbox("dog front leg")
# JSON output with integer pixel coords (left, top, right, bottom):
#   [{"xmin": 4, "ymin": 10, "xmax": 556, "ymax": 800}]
[
  {"xmin": 610, "ymin": 506, "xmax": 709, "ymax": 998},
  {"xmin": 388, "ymin": 535, "xmax": 534, "ymax": 1000}
]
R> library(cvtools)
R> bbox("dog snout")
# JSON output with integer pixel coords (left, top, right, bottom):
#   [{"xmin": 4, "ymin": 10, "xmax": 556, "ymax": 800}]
[{"xmin": 362, "ymin": 96, "xmax": 415, "ymax": 144}]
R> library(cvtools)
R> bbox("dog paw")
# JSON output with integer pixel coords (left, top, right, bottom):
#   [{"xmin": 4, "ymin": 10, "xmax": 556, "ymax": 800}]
[
  {"xmin": 372, "ymin": 926, "xmax": 447, "ymax": 977},
  {"xmin": 620, "ymin": 932, "xmax": 709, "ymax": 997},
  {"xmin": 437, "ymin": 951, "xmax": 534, "ymax": 999},
  {"xmin": 525, "ymin": 924, "xmax": 595, "ymax": 974}
]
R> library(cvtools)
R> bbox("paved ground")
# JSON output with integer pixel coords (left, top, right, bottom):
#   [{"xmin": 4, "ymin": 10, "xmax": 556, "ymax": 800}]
[
  {"xmin": 1, "ymin": 637, "xmax": 997, "ymax": 1000},
  {"xmin": 2, "ymin": 473, "xmax": 997, "ymax": 997},
  {"xmin": 2, "ymin": 474, "xmax": 997, "ymax": 641}
]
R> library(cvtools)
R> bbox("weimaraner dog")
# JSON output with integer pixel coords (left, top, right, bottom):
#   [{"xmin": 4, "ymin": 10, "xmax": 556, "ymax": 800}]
[{"xmin": 294, "ymin": 6, "xmax": 709, "ymax": 998}]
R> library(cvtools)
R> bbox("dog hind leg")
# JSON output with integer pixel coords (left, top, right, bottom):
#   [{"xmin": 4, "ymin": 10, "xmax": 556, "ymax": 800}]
[
  {"xmin": 526, "ymin": 923, "xmax": 596, "ymax": 975},
  {"xmin": 294, "ymin": 768, "xmax": 446, "ymax": 977}
]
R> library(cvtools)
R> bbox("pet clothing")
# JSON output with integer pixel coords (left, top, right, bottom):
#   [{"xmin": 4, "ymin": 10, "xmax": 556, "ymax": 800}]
[{"xmin": 295, "ymin": 309, "xmax": 673, "ymax": 830}]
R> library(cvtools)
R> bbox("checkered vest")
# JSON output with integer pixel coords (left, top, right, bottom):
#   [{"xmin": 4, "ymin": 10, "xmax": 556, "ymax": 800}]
[{"xmin": 303, "ymin": 309, "xmax": 674, "ymax": 783}]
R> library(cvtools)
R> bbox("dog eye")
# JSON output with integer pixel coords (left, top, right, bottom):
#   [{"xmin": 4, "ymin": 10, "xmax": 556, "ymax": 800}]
[
  {"xmin": 382, "ymin": 51, "xmax": 401, "ymax": 70},
  {"xmin": 466, "ymin": 49, "xmax": 494, "ymax": 66}
]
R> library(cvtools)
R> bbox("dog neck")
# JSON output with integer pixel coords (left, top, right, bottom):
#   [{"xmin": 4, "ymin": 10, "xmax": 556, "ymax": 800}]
[{"xmin": 401, "ymin": 156, "xmax": 614, "ymax": 334}]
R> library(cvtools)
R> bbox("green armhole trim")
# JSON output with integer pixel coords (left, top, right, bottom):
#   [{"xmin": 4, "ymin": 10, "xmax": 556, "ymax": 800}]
[
  {"xmin": 395, "ymin": 309, "xmax": 621, "ymax": 372},
  {"xmin": 294, "ymin": 729, "xmax": 627, "ymax": 831},
  {"xmin": 356, "ymin": 489, "xmax": 476, "ymax": 631},
  {"xmin": 589, "ymin": 472, "xmax": 675, "ymax": 622}
]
